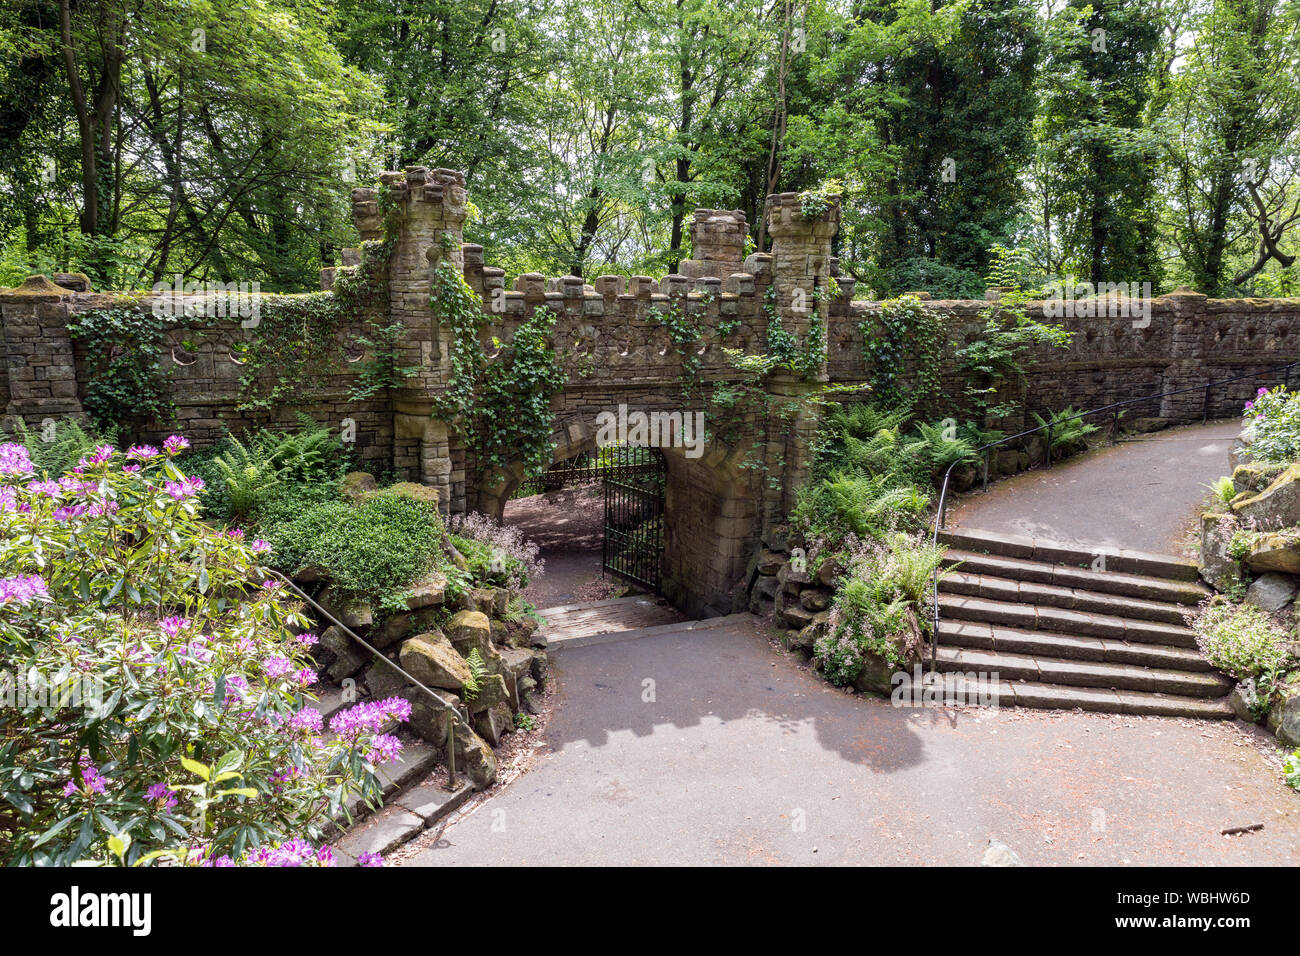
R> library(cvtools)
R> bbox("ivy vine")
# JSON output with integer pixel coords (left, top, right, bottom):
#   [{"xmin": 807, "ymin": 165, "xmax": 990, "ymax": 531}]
[
  {"xmin": 861, "ymin": 294, "xmax": 945, "ymax": 413},
  {"xmin": 430, "ymin": 262, "xmax": 564, "ymax": 483},
  {"xmin": 66, "ymin": 304, "xmax": 176, "ymax": 431}
]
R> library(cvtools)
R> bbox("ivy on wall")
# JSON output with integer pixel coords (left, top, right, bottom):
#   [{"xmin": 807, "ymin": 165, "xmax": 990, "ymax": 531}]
[
  {"xmin": 430, "ymin": 262, "xmax": 564, "ymax": 483},
  {"xmin": 860, "ymin": 294, "xmax": 946, "ymax": 413},
  {"xmin": 66, "ymin": 304, "xmax": 175, "ymax": 431}
]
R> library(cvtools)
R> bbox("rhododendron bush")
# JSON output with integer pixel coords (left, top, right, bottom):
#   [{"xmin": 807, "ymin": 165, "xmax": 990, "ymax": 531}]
[{"xmin": 0, "ymin": 437, "xmax": 404, "ymax": 866}]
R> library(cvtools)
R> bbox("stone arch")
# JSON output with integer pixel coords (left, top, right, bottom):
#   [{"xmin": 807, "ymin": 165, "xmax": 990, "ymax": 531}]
[{"xmin": 467, "ymin": 413, "xmax": 762, "ymax": 617}]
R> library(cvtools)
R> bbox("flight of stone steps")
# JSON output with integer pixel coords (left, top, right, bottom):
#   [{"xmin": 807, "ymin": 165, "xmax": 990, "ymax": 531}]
[{"xmin": 934, "ymin": 528, "xmax": 1234, "ymax": 718}]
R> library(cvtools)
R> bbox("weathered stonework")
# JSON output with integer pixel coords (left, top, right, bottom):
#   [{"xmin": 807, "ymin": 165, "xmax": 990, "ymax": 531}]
[{"xmin": 4, "ymin": 169, "xmax": 1300, "ymax": 614}]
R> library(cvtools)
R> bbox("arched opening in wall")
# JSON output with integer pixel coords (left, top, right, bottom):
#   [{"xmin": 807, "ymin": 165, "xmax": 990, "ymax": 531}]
[
  {"xmin": 482, "ymin": 422, "xmax": 761, "ymax": 620},
  {"xmin": 500, "ymin": 445, "xmax": 669, "ymax": 610}
]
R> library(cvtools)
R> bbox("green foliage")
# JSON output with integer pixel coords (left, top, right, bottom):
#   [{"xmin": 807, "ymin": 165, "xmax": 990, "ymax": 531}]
[
  {"xmin": 812, "ymin": 533, "xmax": 949, "ymax": 686},
  {"xmin": 1244, "ymin": 386, "xmax": 1300, "ymax": 463},
  {"xmin": 462, "ymin": 648, "xmax": 489, "ymax": 701},
  {"xmin": 0, "ymin": 418, "xmax": 112, "ymax": 479},
  {"xmin": 0, "ymin": 442, "xmax": 392, "ymax": 865},
  {"xmin": 862, "ymin": 295, "xmax": 946, "ymax": 412},
  {"xmin": 261, "ymin": 489, "xmax": 447, "ymax": 607},
  {"xmin": 956, "ymin": 248, "xmax": 1073, "ymax": 420},
  {"xmin": 66, "ymin": 306, "xmax": 174, "ymax": 431},
  {"xmin": 1193, "ymin": 601, "xmax": 1293, "ymax": 713},
  {"xmin": 514, "ymin": 711, "xmax": 537, "ymax": 732},
  {"xmin": 1285, "ymin": 750, "xmax": 1300, "ymax": 792},
  {"xmin": 199, "ymin": 418, "xmax": 349, "ymax": 522},
  {"xmin": 1031, "ymin": 406, "xmax": 1100, "ymax": 449},
  {"xmin": 432, "ymin": 263, "xmax": 564, "ymax": 484},
  {"xmin": 1207, "ymin": 476, "xmax": 1237, "ymax": 506}
]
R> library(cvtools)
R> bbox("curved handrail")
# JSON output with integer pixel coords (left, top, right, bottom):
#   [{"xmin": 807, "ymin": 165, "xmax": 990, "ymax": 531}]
[{"xmin": 926, "ymin": 358, "xmax": 1300, "ymax": 669}]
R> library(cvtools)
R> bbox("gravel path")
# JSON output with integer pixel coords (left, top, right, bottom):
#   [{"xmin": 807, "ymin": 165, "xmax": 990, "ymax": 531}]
[{"xmin": 947, "ymin": 419, "xmax": 1242, "ymax": 555}]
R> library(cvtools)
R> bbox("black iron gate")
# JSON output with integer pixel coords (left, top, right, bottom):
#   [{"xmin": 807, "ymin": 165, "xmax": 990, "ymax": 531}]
[{"xmin": 600, "ymin": 445, "xmax": 666, "ymax": 592}]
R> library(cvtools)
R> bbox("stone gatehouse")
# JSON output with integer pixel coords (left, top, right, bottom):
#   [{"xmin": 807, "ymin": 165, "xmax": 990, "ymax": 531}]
[{"xmin": 4, "ymin": 166, "xmax": 1300, "ymax": 613}]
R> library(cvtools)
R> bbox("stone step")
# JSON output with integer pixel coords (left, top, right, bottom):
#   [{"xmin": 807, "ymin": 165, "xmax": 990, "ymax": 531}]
[
  {"xmin": 939, "ymin": 569, "xmax": 1192, "ymax": 625},
  {"xmin": 1004, "ymin": 681, "xmax": 1234, "ymax": 719},
  {"xmin": 892, "ymin": 669, "xmax": 1232, "ymax": 718},
  {"xmin": 937, "ymin": 528, "xmax": 1201, "ymax": 582},
  {"xmin": 934, "ymin": 645, "xmax": 1232, "ymax": 698},
  {"xmin": 941, "ymin": 549, "xmax": 1209, "ymax": 605},
  {"xmin": 937, "ymin": 592, "xmax": 1200, "ymax": 648},
  {"xmin": 937, "ymin": 620, "xmax": 1216, "ymax": 673}
]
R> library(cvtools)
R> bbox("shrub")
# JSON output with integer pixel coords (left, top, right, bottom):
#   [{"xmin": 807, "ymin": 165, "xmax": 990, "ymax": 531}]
[
  {"xmin": 446, "ymin": 511, "xmax": 544, "ymax": 590},
  {"xmin": 207, "ymin": 417, "xmax": 349, "ymax": 521},
  {"xmin": 1285, "ymin": 750, "xmax": 1300, "ymax": 792},
  {"xmin": 262, "ymin": 489, "xmax": 447, "ymax": 609},
  {"xmin": 1193, "ymin": 601, "xmax": 1293, "ymax": 710},
  {"xmin": 0, "ymin": 418, "xmax": 113, "ymax": 479},
  {"xmin": 1206, "ymin": 475, "xmax": 1237, "ymax": 506},
  {"xmin": 0, "ymin": 438, "xmax": 401, "ymax": 865},
  {"xmin": 1032, "ymin": 406, "xmax": 1099, "ymax": 450},
  {"xmin": 1243, "ymin": 385, "xmax": 1300, "ymax": 463},
  {"xmin": 812, "ymin": 534, "xmax": 947, "ymax": 685}
]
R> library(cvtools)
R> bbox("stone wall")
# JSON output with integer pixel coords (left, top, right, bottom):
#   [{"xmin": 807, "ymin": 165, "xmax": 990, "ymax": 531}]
[{"xmin": 5, "ymin": 168, "xmax": 1300, "ymax": 613}]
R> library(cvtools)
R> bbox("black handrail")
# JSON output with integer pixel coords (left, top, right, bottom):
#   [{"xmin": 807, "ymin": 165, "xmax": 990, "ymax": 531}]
[{"xmin": 927, "ymin": 358, "xmax": 1300, "ymax": 670}]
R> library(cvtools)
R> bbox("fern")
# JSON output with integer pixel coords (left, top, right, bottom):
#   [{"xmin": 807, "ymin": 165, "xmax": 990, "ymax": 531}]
[
  {"xmin": 212, "ymin": 434, "xmax": 283, "ymax": 519},
  {"xmin": 1207, "ymin": 475, "xmax": 1237, "ymax": 505},
  {"xmin": 462, "ymin": 648, "xmax": 490, "ymax": 701},
  {"xmin": 1032, "ymin": 406, "xmax": 1100, "ymax": 449},
  {"xmin": 0, "ymin": 417, "xmax": 112, "ymax": 478}
]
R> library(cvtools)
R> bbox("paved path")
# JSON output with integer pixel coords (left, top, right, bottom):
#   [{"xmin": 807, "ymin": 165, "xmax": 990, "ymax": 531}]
[
  {"xmin": 401, "ymin": 618, "xmax": 1299, "ymax": 866},
  {"xmin": 947, "ymin": 420, "xmax": 1242, "ymax": 554}
]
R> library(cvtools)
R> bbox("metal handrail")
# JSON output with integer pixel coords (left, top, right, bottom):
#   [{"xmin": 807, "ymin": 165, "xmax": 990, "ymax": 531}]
[
  {"xmin": 270, "ymin": 570, "xmax": 471, "ymax": 788},
  {"xmin": 926, "ymin": 358, "xmax": 1300, "ymax": 670}
]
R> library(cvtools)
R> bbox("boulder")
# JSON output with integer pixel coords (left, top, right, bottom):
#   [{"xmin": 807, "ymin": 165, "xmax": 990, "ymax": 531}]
[
  {"xmin": 777, "ymin": 560, "xmax": 813, "ymax": 593},
  {"xmin": 816, "ymin": 557, "xmax": 840, "ymax": 587},
  {"xmin": 780, "ymin": 603, "xmax": 815, "ymax": 630},
  {"xmin": 1229, "ymin": 679, "xmax": 1262, "ymax": 723},
  {"xmin": 787, "ymin": 625, "xmax": 817, "ymax": 652},
  {"xmin": 318, "ymin": 625, "xmax": 368, "ymax": 682},
  {"xmin": 398, "ymin": 632, "xmax": 472, "ymax": 690},
  {"xmin": 474, "ymin": 702, "xmax": 515, "ymax": 747},
  {"xmin": 1243, "ymin": 533, "xmax": 1300, "ymax": 575},
  {"xmin": 1232, "ymin": 462, "xmax": 1281, "ymax": 496},
  {"xmin": 1232, "ymin": 462, "xmax": 1300, "ymax": 530},
  {"xmin": 1267, "ymin": 682, "xmax": 1300, "ymax": 747},
  {"xmin": 1199, "ymin": 512, "xmax": 1244, "ymax": 591},
  {"xmin": 451, "ymin": 722, "xmax": 498, "ymax": 789},
  {"xmin": 852, "ymin": 608, "xmax": 924, "ymax": 696},
  {"xmin": 762, "ymin": 524, "xmax": 791, "ymax": 552},
  {"xmin": 447, "ymin": 609, "xmax": 493, "ymax": 652},
  {"xmin": 981, "ymin": 839, "xmax": 1024, "ymax": 867},
  {"xmin": 361, "ymin": 659, "xmax": 414, "ymax": 702},
  {"xmin": 757, "ymin": 550, "xmax": 784, "ymax": 575},
  {"xmin": 467, "ymin": 672, "xmax": 510, "ymax": 713},
  {"xmin": 407, "ymin": 692, "xmax": 458, "ymax": 745},
  {"xmin": 497, "ymin": 646, "xmax": 537, "ymax": 683},
  {"xmin": 461, "ymin": 587, "xmax": 497, "ymax": 615},
  {"xmin": 405, "ymin": 571, "xmax": 448, "ymax": 610},
  {"xmin": 318, "ymin": 586, "xmax": 373, "ymax": 631},
  {"xmin": 1127, "ymin": 416, "xmax": 1170, "ymax": 434},
  {"xmin": 340, "ymin": 471, "xmax": 378, "ymax": 503},
  {"xmin": 799, "ymin": 588, "xmax": 833, "ymax": 612},
  {"xmin": 1244, "ymin": 572, "xmax": 1299, "ymax": 613}
]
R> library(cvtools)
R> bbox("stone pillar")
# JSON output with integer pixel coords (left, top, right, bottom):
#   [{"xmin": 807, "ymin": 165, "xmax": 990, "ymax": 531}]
[
  {"xmin": 679, "ymin": 209, "xmax": 747, "ymax": 281},
  {"xmin": 1158, "ymin": 287, "xmax": 1208, "ymax": 422},
  {"xmin": 761, "ymin": 191, "xmax": 840, "ymax": 530},
  {"xmin": 350, "ymin": 167, "xmax": 467, "ymax": 502}
]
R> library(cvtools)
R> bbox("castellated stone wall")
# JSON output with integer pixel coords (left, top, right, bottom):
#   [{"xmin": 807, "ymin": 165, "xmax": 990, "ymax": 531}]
[{"xmin": 4, "ymin": 169, "xmax": 1300, "ymax": 614}]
